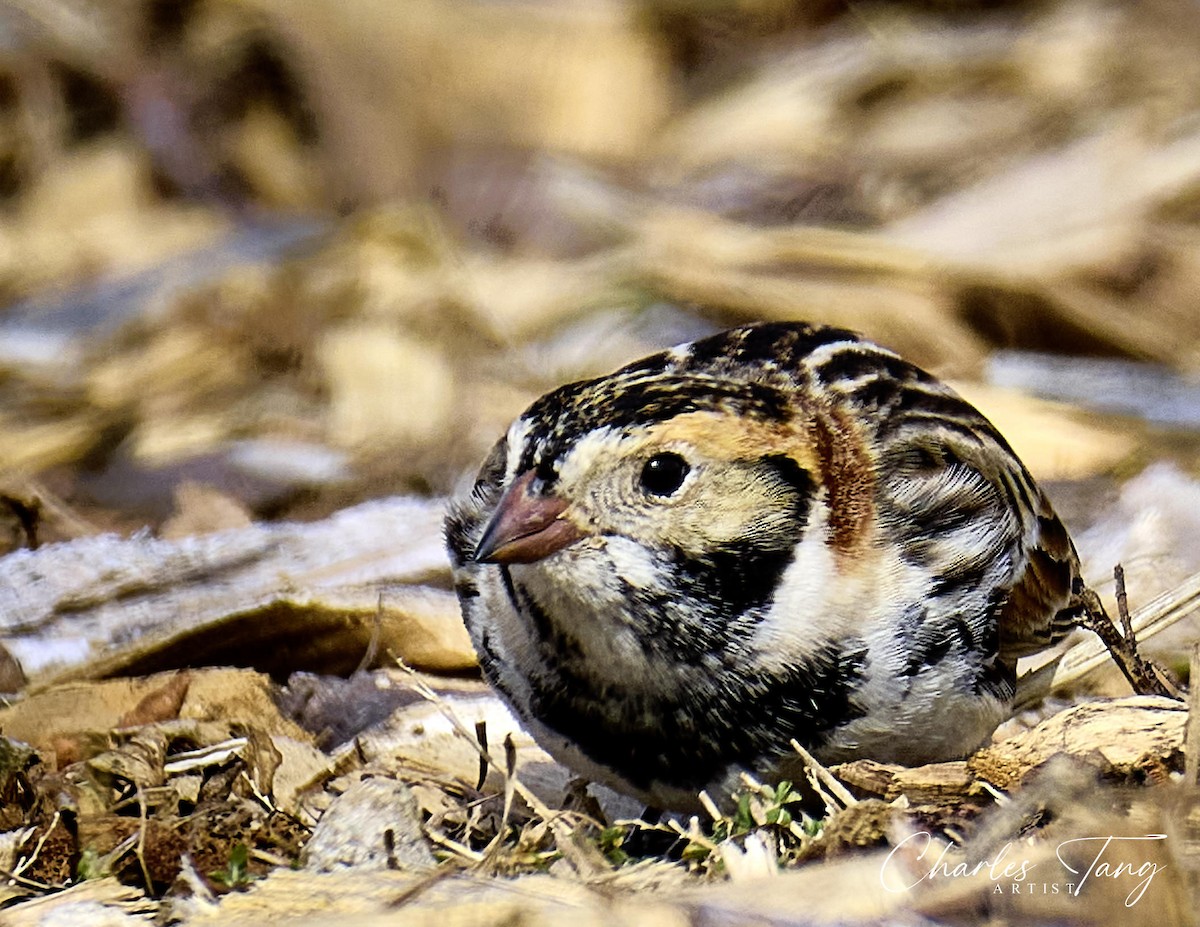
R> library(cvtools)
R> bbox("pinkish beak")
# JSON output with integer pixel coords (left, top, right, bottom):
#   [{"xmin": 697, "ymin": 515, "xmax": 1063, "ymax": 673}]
[{"xmin": 473, "ymin": 470, "xmax": 588, "ymax": 564}]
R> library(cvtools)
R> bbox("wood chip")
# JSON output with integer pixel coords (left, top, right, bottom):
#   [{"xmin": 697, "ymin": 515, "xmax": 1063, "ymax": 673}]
[
  {"xmin": 0, "ymin": 496, "xmax": 472, "ymax": 685},
  {"xmin": 831, "ymin": 759, "xmax": 980, "ymax": 805},
  {"xmin": 969, "ymin": 695, "xmax": 1186, "ymax": 789}
]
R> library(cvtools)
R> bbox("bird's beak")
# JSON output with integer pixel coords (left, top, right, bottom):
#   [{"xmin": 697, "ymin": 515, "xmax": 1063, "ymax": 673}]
[{"xmin": 473, "ymin": 470, "xmax": 588, "ymax": 564}]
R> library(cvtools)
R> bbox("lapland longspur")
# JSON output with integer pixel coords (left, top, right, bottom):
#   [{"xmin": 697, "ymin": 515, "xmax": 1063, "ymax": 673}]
[{"xmin": 445, "ymin": 322, "xmax": 1084, "ymax": 810}]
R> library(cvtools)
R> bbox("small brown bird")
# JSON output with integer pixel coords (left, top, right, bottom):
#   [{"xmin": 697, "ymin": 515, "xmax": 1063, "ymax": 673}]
[{"xmin": 445, "ymin": 322, "xmax": 1083, "ymax": 810}]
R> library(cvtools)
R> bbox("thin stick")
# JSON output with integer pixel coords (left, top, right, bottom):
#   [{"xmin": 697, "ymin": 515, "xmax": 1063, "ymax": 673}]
[
  {"xmin": 12, "ymin": 812, "xmax": 59, "ymax": 880},
  {"xmin": 392, "ymin": 658, "xmax": 608, "ymax": 877},
  {"xmin": 0, "ymin": 865, "xmax": 56, "ymax": 892},
  {"xmin": 425, "ymin": 829, "xmax": 485, "ymax": 863},
  {"xmin": 790, "ymin": 739, "xmax": 857, "ymax": 808},
  {"xmin": 698, "ymin": 791, "xmax": 723, "ymax": 824},
  {"xmin": 1074, "ymin": 585, "xmax": 1164, "ymax": 695},
  {"xmin": 1115, "ymin": 564, "xmax": 1133, "ymax": 640},
  {"xmin": 388, "ymin": 860, "xmax": 463, "ymax": 908},
  {"xmin": 474, "ymin": 721, "xmax": 489, "ymax": 792},
  {"xmin": 480, "ymin": 735, "xmax": 519, "ymax": 866},
  {"xmin": 135, "ymin": 788, "xmax": 153, "ymax": 894},
  {"xmin": 353, "ymin": 594, "xmax": 385, "ymax": 676},
  {"xmin": 1016, "ymin": 569, "xmax": 1200, "ymax": 708},
  {"xmin": 393, "ymin": 662, "xmax": 555, "ymax": 821},
  {"xmin": 1187, "ymin": 644, "xmax": 1200, "ymax": 787}
]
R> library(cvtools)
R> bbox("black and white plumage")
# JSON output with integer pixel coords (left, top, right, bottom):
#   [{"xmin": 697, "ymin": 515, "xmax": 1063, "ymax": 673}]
[{"xmin": 445, "ymin": 322, "xmax": 1083, "ymax": 810}]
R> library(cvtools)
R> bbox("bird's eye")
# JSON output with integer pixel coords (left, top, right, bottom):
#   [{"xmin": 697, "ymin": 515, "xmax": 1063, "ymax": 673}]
[{"xmin": 639, "ymin": 453, "xmax": 691, "ymax": 497}]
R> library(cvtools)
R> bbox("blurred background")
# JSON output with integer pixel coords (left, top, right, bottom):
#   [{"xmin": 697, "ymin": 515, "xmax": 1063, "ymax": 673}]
[{"xmin": 0, "ymin": 0, "xmax": 1199, "ymax": 623}]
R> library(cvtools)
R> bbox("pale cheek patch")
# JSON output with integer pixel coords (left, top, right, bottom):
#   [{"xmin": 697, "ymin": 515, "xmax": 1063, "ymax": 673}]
[
  {"xmin": 750, "ymin": 500, "xmax": 926, "ymax": 671},
  {"xmin": 527, "ymin": 542, "xmax": 629, "ymax": 617},
  {"xmin": 752, "ymin": 502, "xmax": 840, "ymax": 660},
  {"xmin": 516, "ymin": 548, "xmax": 669, "ymax": 689},
  {"xmin": 604, "ymin": 535, "xmax": 662, "ymax": 590}
]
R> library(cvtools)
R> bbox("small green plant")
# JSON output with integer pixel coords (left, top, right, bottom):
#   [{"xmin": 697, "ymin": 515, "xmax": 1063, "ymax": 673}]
[
  {"xmin": 210, "ymin": 843, "xmax": 254, "ymax": 889},
  {"xmin": 681, "ymin": 778, "xmax": 820, "ymax": 870},
  {"xmin": 597, "ymin": 824, "xmax": 632, "ymax": 866},
  {"xmin": 75, "ymin": 846, "xmax": 109, "ymax": 881}
]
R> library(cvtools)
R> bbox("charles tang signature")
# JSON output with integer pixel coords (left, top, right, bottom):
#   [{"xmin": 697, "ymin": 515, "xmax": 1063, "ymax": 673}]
[
  {"xmin": 1056, "ymin": 835, "xmax": 1168, "ymax": 906},
  {"xmin": 880, "ymin": 831, "xmax": 1168, "ymax": 907}
]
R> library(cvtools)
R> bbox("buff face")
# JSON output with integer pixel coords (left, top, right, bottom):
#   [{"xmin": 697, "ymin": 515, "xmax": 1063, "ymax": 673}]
[{"xmin": 445, "ymin": 322, "xmax": 1082, "ymax": 810}]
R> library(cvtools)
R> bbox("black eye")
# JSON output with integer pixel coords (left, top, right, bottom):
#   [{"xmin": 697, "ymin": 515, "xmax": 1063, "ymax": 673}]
[{"xmin": 640, "ymin": 453, "xmax": 691, "ymax": 497}]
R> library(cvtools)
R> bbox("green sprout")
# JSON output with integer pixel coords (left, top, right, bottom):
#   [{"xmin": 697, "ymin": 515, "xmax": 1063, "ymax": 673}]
[{"xmin": 210, "ymin": 843, "xmax": 254, "ymax": 889}]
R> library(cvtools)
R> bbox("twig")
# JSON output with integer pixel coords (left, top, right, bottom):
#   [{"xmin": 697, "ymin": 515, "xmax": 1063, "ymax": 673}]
[
  {"xmin": 392, "ymin": 657, "xmax": 608, "ymax": 878},
  {"xmin": 1016, "ymin": 568, "xmax": 1199, "ymax": 708},
  {"xmin": 667, "ymin": 816, "xmax": 719, "ymax": 855},
  {"xmin": 135, "ymin": 787, "xmax": 153, "ymax": 894},
  {"xmin": 387, "ymin": 860, "xmax": 464, "ymax": 908},
  {"xmin": 425, "ymin": 829, "xmax": 485, "ymax": 863},
  {"xmin": 790, "ymin": 739, "xmax": 857, "ymax": 809},
  {"xmin": 1115, "ymin": 564, "xmax": 1133, "ymax": 641},
  {"xmin": 480, "ymin": 735, "xmax": 519, "ymax": 867},
  {"xmin": 698, "ymin": 791, "xmax": 723, "ymax": 824},
  {"xmin": 1072, "ymin": 568, "xmax": 1176, "ymax": 698},
  {"xmin": 248, "ymin": 847, "xmax": 291, "ymax": 869},
  {"xmin": 353, "ymin": 594, "xmax": 385, "ymax": 676},
  {"xmin": 239, "ymin": 769, "xmax": 277, "ymax": 814},
  {"xmin": 474, "ymin": 721, "xmax": 489, "ymax": 792},
  {"xmin": 392, "ymin": 662, "xmax": 550, "ymax": 818},
  {"xmin": 100, "ymin": 832, "xmax": 140, "ymax": 875},
  {"xmin": 975, "ymin": 780, "xmax": 1011, "ymax": 806},
  {"xmin": 1075, "ymin": 587, "xmax": 1150, "ymax": 693},
  {"xmin": 1187, "ymin": 644, "xmax": 1200, "ymax": 788},
  {"xmin": 0, "ymin": 864, "xmax": 56, "ymax": 892},
  {"xmin": 12, "ymin": 813, "xmax": 59, "ymax": 881}
]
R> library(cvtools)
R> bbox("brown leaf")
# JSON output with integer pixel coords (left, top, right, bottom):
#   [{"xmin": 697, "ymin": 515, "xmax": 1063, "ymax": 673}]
[{"xmin": 117, "ymin": 672, "xmax": 192, "ymax": 728}]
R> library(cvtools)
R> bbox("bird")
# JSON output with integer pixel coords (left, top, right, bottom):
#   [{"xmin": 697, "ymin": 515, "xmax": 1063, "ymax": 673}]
[{"xmin": 444, "ymin": 321, "xmax": 1084, "ymax": 811}]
